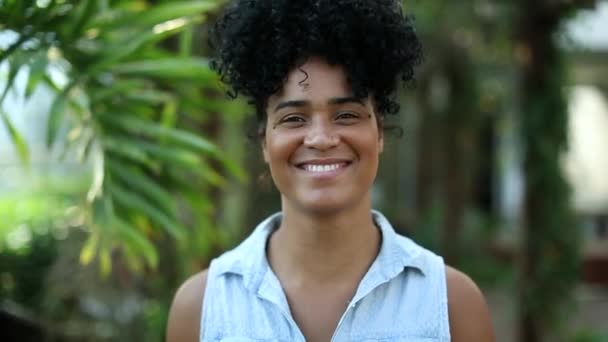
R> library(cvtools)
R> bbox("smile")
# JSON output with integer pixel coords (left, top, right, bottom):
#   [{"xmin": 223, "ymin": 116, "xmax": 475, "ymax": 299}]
[{"xmin": 296, "ymin": 161, "xmax": 351, "ymax": 173}]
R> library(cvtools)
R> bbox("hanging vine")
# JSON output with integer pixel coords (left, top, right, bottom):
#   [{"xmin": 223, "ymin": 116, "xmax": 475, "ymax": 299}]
[{"xmin": 516, "ymin": 1, "xmax": 588, "ymax": 340}]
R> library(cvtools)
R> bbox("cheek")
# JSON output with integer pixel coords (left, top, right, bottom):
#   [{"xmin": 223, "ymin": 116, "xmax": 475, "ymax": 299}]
[
  {"xmin": 345, "ymin": 129, "xmax": 381, "ymax": 153},
  {"xmin": 263, "ymin": 132, "xmax": 300, "ymax": 166}
]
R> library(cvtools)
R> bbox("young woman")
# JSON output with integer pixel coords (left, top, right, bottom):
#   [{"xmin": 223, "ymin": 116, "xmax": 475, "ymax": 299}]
[{"xmin": 167, "ymin": 1, "xmax": 495, "ymax": 341}]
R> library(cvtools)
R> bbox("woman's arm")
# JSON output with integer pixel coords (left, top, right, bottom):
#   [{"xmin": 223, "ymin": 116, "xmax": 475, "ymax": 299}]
[
  {"xmin": 166, "ymin": 270, "xmax": 208, "ymax": 342},
  {"xmin": 446, "ymin": 266, "xmax": 496, "ymax": 342}
]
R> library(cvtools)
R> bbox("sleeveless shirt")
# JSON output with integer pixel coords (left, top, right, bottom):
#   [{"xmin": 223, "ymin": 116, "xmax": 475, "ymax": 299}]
[{"xmin": 200, "ymin": 211, "xmax": 451, "ymax": 341}]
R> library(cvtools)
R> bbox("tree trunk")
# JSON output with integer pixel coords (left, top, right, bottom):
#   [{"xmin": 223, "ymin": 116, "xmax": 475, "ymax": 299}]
[
  {"xmin": 516, "ymin": 1, "xmax": 583, "ymax": 340},
  {"xmin": 441, "ymin": 44, "xmax": 478, "ymax": 265}
]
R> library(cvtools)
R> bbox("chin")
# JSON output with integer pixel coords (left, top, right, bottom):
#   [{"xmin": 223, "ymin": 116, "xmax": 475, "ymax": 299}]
[
  {"xmin": 301, "ymin": 203, "xmax": 344, "ymax": 216},
  {"xmin": 293, "ymin": 196, "xmax": 361, "ymax": 216},
  {"xmin": 280, "ymin": 187, "xmax": 372, "ymax": 216}
]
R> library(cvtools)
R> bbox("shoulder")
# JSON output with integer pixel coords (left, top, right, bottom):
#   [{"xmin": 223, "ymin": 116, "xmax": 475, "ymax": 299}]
[
  {"xmin": 166, "ymin": 269, "xmax": 209, "ymax": 342},
  {"xmin": 445, "ymin": 266, "xmax": 495, "ymax": 342}
]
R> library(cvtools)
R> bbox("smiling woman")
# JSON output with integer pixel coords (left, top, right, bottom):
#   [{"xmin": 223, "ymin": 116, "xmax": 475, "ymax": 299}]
[
  {"xmin": 263, "ymin": 58, "xmax": 383, "ymax": 216},
  {"xmin": 167, "ymin": 1, "xmax": 495, "ymax": 342}
]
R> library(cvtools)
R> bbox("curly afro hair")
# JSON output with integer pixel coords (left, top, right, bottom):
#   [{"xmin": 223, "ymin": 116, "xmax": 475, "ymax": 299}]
[{"xmin": 209, "ymin": 0, "xmax": 423, "ymax": 127}]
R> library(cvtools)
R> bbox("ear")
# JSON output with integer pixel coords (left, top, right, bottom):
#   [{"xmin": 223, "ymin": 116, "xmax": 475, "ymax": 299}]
[
  {"xmin": 258, "ymin": 120, "xmax": 270, "ymax": 163},
  {"xmin": 262, "ymin": 136, "xmax": 270, "ymax": 163},
  {"xmin": 262, "ymin": 145, "xmax": 269, "ymax": 163},
  {"xmin": 377, "ymin": 114, "xmax": 384, "ymax": 154}
]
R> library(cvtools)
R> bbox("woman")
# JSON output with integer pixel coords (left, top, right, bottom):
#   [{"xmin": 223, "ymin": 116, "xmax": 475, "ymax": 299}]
[{"xmin": 167, "ymin": 0, "xmax": 495, "ymax": 341}]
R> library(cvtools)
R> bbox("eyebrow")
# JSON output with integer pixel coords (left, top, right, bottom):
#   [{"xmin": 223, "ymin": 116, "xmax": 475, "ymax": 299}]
[
  {"xmin": 328, "ymin": 96, "xmax": 365, "ymax": 106},
  {"xmin": 274, "ymin": 100, "xmax": 308, "ymax": 112},
  {"xmin": 273, "ymin": 96, "xmax": 365, "ymax": 113}
]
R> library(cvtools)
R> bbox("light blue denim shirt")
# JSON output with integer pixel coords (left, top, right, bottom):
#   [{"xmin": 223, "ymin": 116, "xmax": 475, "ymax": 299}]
[{"xmin": 200, "ymin": 211, "xmax": 450, "ymax": 341}]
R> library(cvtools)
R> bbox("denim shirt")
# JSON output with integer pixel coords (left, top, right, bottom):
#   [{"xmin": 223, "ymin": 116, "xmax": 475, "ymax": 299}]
[{"xmin": 200, "ymin": 211, "xmax": 451, "ymax": 341}]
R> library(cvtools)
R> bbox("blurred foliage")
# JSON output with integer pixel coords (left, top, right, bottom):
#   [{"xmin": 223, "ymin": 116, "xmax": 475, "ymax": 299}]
[
  {"xmin": 0, "ymin": 0, "xmax": 249, "ymax": 339},
  {"xmin": 396, "ymin": 0, "xmax": 518, "ymax": 277},
  {"xmin": 0, "ymin": 232, "xmax": 57, "ymax": 309},
  {"xmin": 569, "ymin": 329, "xmax": 608, "ymax": 342},
  {"xmin": 515, "ymin": 1, "xmax": 600, "ymax": 340},
  {"xmin": 0, "ymin": 0, "xmax": 245, "ymax": 273},
  {"xmin": 402, "ymin": 0, "xmax": 603, "ymax": 341}
]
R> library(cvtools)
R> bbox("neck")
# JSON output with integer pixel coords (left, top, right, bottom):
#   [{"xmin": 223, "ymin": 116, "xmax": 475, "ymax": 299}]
[{"xmin": 267, "ymin": 198, "xmax": 381, "ymax": 287}]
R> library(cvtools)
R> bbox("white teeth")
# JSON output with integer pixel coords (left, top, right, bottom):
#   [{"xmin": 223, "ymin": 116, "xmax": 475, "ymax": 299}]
[{"xmin": 304, "ymin": 164, "xmax": 343, "ymax": 172}]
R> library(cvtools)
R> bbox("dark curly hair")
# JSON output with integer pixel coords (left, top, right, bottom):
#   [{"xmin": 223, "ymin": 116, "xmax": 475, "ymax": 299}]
[{"xmin": 209, "ymin": 0, "xmax": 422, "ymax": 131}]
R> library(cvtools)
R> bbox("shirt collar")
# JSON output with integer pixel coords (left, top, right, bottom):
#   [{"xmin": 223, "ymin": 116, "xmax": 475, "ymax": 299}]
[{"xmin": 215, "ymin": 210, "xmax": 428, "ymax": 295}]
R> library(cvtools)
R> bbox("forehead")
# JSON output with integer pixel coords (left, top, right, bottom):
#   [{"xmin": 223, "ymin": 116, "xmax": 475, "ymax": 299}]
[{"xmin": 269, "ymin": 57, "xmax": 354, "ymax": 105}]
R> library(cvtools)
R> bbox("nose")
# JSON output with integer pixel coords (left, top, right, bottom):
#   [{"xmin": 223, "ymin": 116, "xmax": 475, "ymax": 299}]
[{"xmin": 303, "ymin": 118, "xmax": 339, "ymax": 150}]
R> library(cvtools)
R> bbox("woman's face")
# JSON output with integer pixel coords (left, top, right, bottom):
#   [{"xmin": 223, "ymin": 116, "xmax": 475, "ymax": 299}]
[{"xmin": 263, "ymin": 57, "xmax": 383, "ymax": 215}]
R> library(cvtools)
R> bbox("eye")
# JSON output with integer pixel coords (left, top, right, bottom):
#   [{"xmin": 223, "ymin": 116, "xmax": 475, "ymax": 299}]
[
  {"xmin": 335, "ymin": 111, "xmax": 360, "ymax": 123},
  {"xmin": 283, "ymin": 115, "xmax": 305, "ymax": 122},
  {"xmin": 276, "ymin": 114, "xmax": 306, "ymax": 128}
]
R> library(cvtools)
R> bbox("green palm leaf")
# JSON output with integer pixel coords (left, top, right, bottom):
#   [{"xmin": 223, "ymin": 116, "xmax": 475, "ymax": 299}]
[
  {"xmin": 0, "ymin": 0, "xmax": 244, "ymax": 276},
  {"xmin": 0, "ymin": 110, "xmax": 29, "ymax": 166}
]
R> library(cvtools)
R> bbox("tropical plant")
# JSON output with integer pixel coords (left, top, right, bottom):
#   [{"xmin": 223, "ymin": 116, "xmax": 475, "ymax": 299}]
[{"xmin": 0, "ymin": 0, "xmax": 244, "ymax": 275}]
